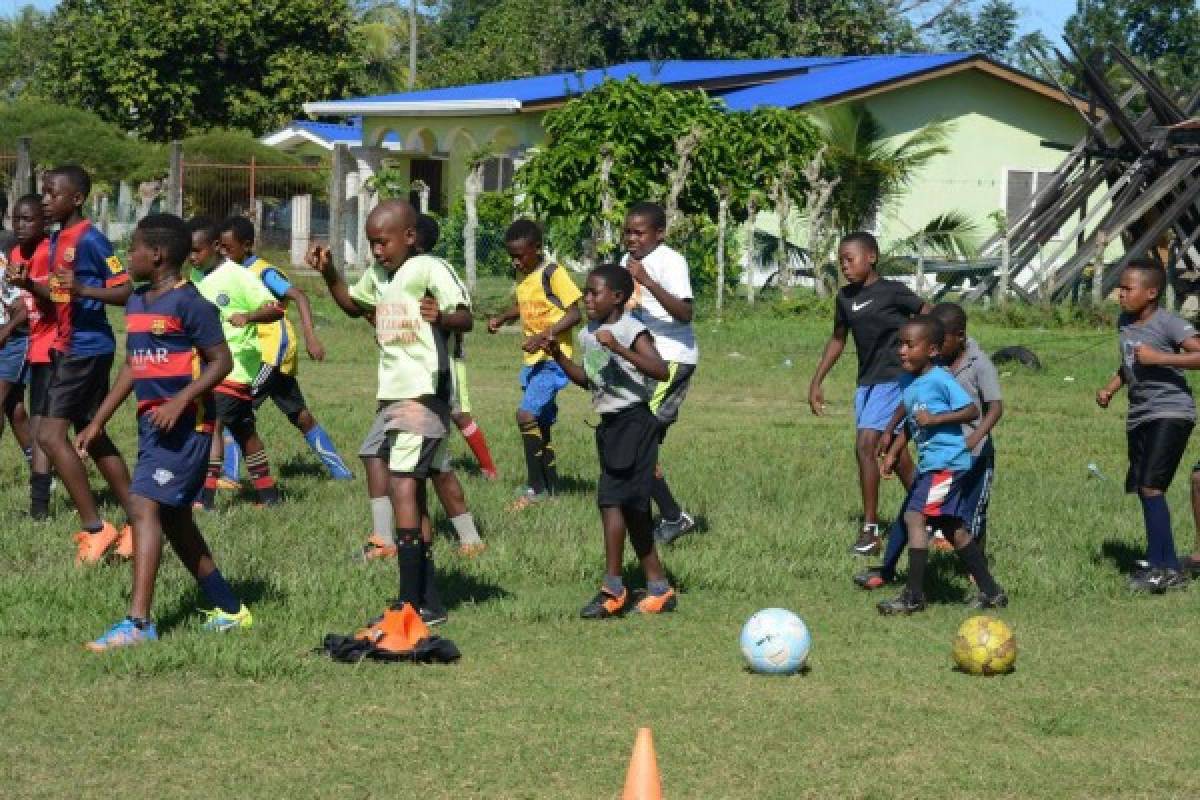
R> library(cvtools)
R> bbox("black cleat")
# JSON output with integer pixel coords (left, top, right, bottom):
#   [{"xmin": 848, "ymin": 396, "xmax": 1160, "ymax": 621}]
[
  {"xmin": 968, "ymin": 588, "xmax": 1009, "ymax": 609},
  {"xmin": 653, "ymin": 512, "xmax": 696, "ymax": 545},
  {"xmin": 851, "ymin": 524, "xmax": 882, "ymax": 556},
  {"xmin": 580, "ymin": 588, "xmax": 629, "ymax": 619},
  {"xmin": 1129, "ymin": 568, "xmax": 1189, "ymax": 594},
  {"xmin": 877, "ymin": 590, "xmax": 926, "ymax": 615},
  {"xmin": 853, "ymin": 568, "xmax": 892, "ymax": 590},
  {"xmin": 419, "ymin": 607, "xmax": 448, "ymax": 627}
]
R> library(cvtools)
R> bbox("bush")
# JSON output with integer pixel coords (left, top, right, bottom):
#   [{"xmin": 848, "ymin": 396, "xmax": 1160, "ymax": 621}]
[{"xmin": 431, "ymin": 191, "xmax": 516, "ymax": 278}]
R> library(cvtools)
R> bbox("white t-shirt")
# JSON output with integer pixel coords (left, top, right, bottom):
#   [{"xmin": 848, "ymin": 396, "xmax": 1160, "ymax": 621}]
[{"xmin": 620, "ymin": 244, "xmax": 697, "ymax": 365}]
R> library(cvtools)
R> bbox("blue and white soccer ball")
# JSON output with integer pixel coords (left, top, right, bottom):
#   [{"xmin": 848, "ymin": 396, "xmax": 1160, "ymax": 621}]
[{"xmin": 740, "ymin": 608, "xmax": 811, "ymax": 675}]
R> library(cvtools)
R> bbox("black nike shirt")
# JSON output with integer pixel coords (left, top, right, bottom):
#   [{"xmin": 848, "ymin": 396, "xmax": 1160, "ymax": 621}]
[{"xmin": 834, "ymin": 278, "xmax": 924, "ymax": 385}]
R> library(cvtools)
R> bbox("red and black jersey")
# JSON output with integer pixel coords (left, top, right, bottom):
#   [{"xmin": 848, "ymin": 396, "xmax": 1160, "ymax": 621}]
[
  {"xmin": 9, "ymin": 239, "xmax": 54, "ymax": 364},
  {"xmin": 126, "ymin": 281, "xmax": 224, "ymax": 433},
  {"xmin": 49, "ymin": 220, "xmax": 130, "ymax": 357}
]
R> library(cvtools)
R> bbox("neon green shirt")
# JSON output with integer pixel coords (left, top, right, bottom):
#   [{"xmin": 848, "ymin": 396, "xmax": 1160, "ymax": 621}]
[
  {"xmin": 350, "ymin": 255, "xmax": 470, "ymax": 401},
  {"xmin": 196, "ymin": 259, "xmax": 276, "ymax": 385}
]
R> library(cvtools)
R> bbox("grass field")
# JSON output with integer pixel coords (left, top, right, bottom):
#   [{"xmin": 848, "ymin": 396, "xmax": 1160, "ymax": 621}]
[{"xmin": 3, "ymin": 280, "xmax": 1200, "ymax": 798}]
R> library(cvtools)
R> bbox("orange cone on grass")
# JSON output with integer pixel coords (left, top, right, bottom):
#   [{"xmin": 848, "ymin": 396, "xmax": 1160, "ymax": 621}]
[{"xmin": 621, "ymin": 727, "xmax": 663, "ymax": 800}]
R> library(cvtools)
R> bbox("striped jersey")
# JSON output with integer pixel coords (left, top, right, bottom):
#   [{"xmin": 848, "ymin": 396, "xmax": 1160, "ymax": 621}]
[
  {"xmin": 125, "ymin": 281, "xmax": 224, "ymax": 433},
  {"xmin": 49, "ymin": 220, "xmax": 130, "ymax": 357}
]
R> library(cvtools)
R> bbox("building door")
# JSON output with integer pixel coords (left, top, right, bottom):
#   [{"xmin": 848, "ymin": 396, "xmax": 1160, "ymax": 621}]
[{"xmin": 409, "ymin": 158, "xmax": 444, "ymax": 212}]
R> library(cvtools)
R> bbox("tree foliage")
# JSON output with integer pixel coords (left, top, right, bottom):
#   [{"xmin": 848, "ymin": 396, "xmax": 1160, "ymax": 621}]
[
  {"xmin": 1063, "ymin": 0, "xmax": 1199, "ymax": 88},
  {"xmin": 0, "ymin": 101, "xmax": 151, "ymax": 187}
]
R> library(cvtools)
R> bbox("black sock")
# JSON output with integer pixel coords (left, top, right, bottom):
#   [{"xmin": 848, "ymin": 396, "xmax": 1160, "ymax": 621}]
[
  {"xmin": 519, "ymin": 420, "xmax": 545, "ymax": 494},
  {"xmin": 420, "ymin": 542, "xmax": 445, "ymax": 615},
  {"xmin": 905, "ymin": 548, "xmax": 928, "ymax": 598},
  {"xmin": 538, "ymin": 423, "xmax": 558, "ymax": 495},
  {"xmin": 395, "ymin": 528, "xmax": 422, "ymax": 609},
  {"xmin": 956, "ymin": 539, "xmax": 1000, "ymax": 596},
  {"xmin": 30, "ymin": 472, "xmax": 51, "ymax": 518},
  {"xmin": 651, "ymin": 474, "xmax": 682, "ymax": 521}
]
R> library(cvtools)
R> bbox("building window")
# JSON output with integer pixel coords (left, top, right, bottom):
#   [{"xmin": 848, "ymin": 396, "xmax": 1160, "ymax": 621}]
[
  {"xmin": 1005, "ymin": 169, "xmax": 1057, "ymax": 227},
  {"xmin": 481, "ymin": 156, "xmax": 515, "ymax": 192}
]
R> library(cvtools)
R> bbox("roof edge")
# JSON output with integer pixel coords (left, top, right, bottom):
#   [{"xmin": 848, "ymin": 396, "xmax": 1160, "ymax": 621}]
[{"xmin": 302, "ymin": 99, "xmax": 522, "ymax": 116}]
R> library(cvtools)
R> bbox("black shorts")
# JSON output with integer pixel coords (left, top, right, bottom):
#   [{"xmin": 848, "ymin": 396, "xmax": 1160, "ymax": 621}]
[
  {"xmin": 252, "ymin": 366, "xmax": 307, "ymax": 419},
  {"xmin": 1126, "ymin": 418, "xmax": 1194, "ymax": 493},
  {"xmin": 45, "ymin": 351, "xmax": 112, "ymax": 424},
  {"xmin": 215, "ymin": 385, "xmax": 257, "ymax": 442},
  {"xmin": 28, "ymin": 363, "xmax": 52, "ymax": 417},
  {"xmin": 596, "ymin": 404, "xmax": 660, "ymax": 510},
  {"xmin": 649, "ymin": 362, "xmax": 695, "ymax": 439}
]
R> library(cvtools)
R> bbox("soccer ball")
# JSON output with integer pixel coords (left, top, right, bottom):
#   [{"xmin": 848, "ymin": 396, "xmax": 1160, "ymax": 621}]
[
  {"xmin": 740, "ymin": 608, "xmax": 811, "ymax": 675},
  {"xmin": 952, "ymin": 615, "xmax": 1017, "ymax": 676}
]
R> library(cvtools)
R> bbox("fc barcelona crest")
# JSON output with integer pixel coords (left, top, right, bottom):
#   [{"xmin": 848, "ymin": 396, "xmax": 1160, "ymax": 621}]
[
  {"xmin": 151, "ymin": 318, "xmax": 167, "ymax": 336},
  {"xmin": 63, "ymin": 247, "xmax": 75, "ymax": 264}
]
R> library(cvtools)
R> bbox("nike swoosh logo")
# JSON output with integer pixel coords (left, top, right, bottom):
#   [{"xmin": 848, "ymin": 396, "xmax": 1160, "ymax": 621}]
[{"xmin": 852, "ymin": 300, "xmax": 873, "ymax": 312}]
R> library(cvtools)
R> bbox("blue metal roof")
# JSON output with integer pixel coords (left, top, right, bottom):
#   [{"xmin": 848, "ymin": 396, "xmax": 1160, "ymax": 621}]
[
  {"xmin": 720, "ymin": 53, "xmax": 976, "ymax": 110},
  {"xmin": 290, "ymin": 120, "xmax": 399, "ymax": 144}
]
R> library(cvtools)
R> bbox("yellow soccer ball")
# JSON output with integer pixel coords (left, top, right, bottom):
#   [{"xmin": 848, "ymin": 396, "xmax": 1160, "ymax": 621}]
[{"xmin": 952, "ymin": 615, "xmax": 1017, "ymax": 676}]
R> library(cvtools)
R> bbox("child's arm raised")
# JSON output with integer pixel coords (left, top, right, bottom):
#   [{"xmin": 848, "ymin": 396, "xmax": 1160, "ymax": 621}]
[
  {"xmin": 1133, "ymin": 336, "xmax": 1200, "ymax": 369},
  {"xmin": 420, "ymin": 295, "xmax": 473, "ymax": 332},
  {"xmin": 913, "ymin": 401, "xmax": 978, "ymax": 429},
  {"xmin": 544, "ymin": 339, "xmax": 589, "ymax": 388},
  {"xmin": 229, "ymin": 301, "xmax": 284, "ymax": 328},
  {"xmin": 56, "ymin": 265, "xmax": 133, "ymax": 306},
  {"xmin": 310, "ymin": 245, "xmax": 369, "ymax": 318},
  {"xmin": 597, "ymin": 329, "xmax": 669, "ymax": 383},
  {"xmin": 627, "ymin": 258, "xmax": 692, "ymax": 323},
  {"xmin": 808, "ymin": 321, "xmax": 848, "ymax": 416},
  {"xmin": 487, "ymin": 303, "xmax": 519, "ymax": 333}
]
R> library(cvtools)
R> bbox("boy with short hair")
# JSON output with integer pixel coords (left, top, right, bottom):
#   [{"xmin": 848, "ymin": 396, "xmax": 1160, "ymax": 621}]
[
  {"xmin": 856, "ymin": 301, "xmax": 1004, "ymax": 589},
  {"xmin": 620, "ymin": 202, "xmax": 699, "ymax": 545},
  {"xmin": 809, "ymin": 231, "xmax": 927, "ymax": 556},
  {"xmin": 18, "ymin": 165, "xmax": 135, "ymax": 563},
  {"xmin": 217, "ymin": 216, "xmax": 353, "ymax": 481},
  {"xmin": 877, "ymin": 315, "xmax": 1007, "ymax": 614},
  {"xmin": 188, "ymin": 217, "xmax": 285, "ymax": 508},
  {"xmin": 489, "ymin": 219, "xmax": 582, "ymax": 510},
  {"xmin": 78, "ymin": 214, "xmax": 252, "ymax": 651},
  {"xmin": 1097, "ymin": 260, "xmax": 1200, "ymax": 592},
  {"xmin": 317, "ymin": 200, "xmax": 473, "ymax": 626}
]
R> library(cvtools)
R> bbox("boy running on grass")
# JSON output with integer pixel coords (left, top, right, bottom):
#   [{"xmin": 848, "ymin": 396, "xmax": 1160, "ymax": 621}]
[
  {"xmin": 489, "ymin": 219, "xmax": 582, "ymax": 510},
  {"xmin": 809, "ymin": 231, "xmax": 927, "ymax": 556},
  {"xmin": 317, "ymin": 200, "xmax": 473, "ymax": 626},
  {"xmin": 621, "ymin": 202, "xmax": 699, "ymax": 545},
  {"xmin": 217, "ymin": 216, "xmax": 353, "ymax": 482},
  {"xmin": 857, "ymin": 301, "xmax": 1003, "ymax": 590},
  {"xmin": 188, "ymin": 217, "xmax": 285, "ymax": 508},
  {"xmin": 876, "ymin": 315, "xmax": 1006, "ymax": 614},
  {"xmin": 0, "ymin": 231, "xmax": 31, "ymax": 458},
  {"xmin": 1096, "ymin": 260, "xmax": 1200, "ymax": 592},
  {"xmin": 544, "ymin": 263, "xmax": 676, "ymax": 618},
  {"xmin": 79, "ymin": 214, "xmax": 252, "ymax": 651}
]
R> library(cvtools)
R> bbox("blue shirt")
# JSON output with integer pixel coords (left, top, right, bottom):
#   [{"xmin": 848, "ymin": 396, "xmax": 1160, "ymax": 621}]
[
  {"xmin": 899, "ymin": 366, "xmax": 973, "ymax": 473},
  {"xmin": 50, "ymin": 221, "xmax": 129, "ymax": 357}
]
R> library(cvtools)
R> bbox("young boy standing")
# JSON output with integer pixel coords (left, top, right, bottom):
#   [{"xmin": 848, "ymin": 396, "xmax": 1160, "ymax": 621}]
[
  {"xmin": 317, "ymin": 200, "xmax": 473, "ymax": 625},
  {"xmin": 1097, "ymin": 261, "xmax": 1200, "ymax": 592},
  {"xmin": 621, "ymin": 202, "xmax": 699, "ymax": 545},
  {"xmin": 0, "ymin": 237, "xmax": 30, "ymax": 455},
  {"xmin": 489, "ymin": 219, "xmax": 581, "ymax": 510},
  {"xmin": 217, "ymin": 216, "xmax": 352, "ymax": 482},
  {"xmin": 877, "ymin": 316, "xmax": 1007, "ymax": 614},
  {"xmin": 545, "ymin": 263, "xmax": 676, "ymax": 618},
  {"xmin": 809, "ymin": 232, "xmax": 926, "ymax": 556},
  {"xmin": 78, "ymin": 214, "xmax": 252, "ymax": 651},
  {"xmin": 188, "ymin": 217, "xmax": 285, "ymax": 508}
]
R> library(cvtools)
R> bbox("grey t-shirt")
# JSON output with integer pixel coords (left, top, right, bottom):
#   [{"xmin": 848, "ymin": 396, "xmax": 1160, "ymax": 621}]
[
  {"xmin": 1118, "ymin": 308, "xmax": 1198, "ymax": 429},
  {"xmin": 947, "ymin": 337, "xmax": 1002, "ymax": 456},
  {"xmin": 577, "ymin": 313, "xmax": 655, "ymax": 414}
]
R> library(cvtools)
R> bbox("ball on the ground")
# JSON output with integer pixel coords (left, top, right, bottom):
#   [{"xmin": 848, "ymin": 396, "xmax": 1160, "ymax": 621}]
[
  {"xmin": 952, "ymin": 615, "xmax": 1016, "ymax": 675},
  {"xmin": 740, "ymin": 608, "xmax": 811, "ymax": 675}
]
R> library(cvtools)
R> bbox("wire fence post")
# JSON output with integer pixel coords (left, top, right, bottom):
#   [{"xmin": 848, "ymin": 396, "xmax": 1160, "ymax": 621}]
[
  {"xmin": 167, "ymin": 141, "xmax": 184, "ymax": 217},
  {"xmin": 330, "ymin": 144, "xmax": 351, "ymax": 274},
  {"xmin": 715, "ymin": 186, "xmax": 728, "ymax": 316},
  {"xmin": 463, "ymin": 162, "xmax": 483, "ymax": 293},
  {"xmin": 997, "ymin": 234, "xmax": 1009, "ymax": 306},
  {"xmin": 12, "ymin": 136, "xmax": 32, "ymax": 219}
]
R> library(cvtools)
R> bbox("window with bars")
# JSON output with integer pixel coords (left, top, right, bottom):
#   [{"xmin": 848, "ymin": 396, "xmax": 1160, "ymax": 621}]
[{"xmin": 481, "ymin": 156, "xmax": 515, "ymax": 192}]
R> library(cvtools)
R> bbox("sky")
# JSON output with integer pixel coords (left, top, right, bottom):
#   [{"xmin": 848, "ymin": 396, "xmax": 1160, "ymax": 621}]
[{"xmin": 6, "ymin": 0, "xmax": 1081, "ymax": 44}]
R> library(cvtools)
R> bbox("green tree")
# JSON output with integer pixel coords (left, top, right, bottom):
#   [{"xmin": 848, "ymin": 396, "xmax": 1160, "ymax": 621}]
[
  {"xmin": 1063, "ymin": 0, "xmax": 1199, "ymax": 88},
  {"xmin": 37, "ymin": 0, "xmax": 369, "ymax": 141},
  {"xmin": 935, "ymin": 0, "xmax": 1019, "ymax": 57},
  {"xmin": 0, "ymin": 6, "xmax": 50, "ymax": 101},
  {"xmin": 0, "ymin": 101, "xmax": 151, "ymax": 186}
]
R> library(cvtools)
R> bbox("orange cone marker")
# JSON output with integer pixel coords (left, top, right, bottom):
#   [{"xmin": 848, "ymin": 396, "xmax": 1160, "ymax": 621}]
[{"xmin": 621, "ymin": 727, "xmax": 663, "ymax": 800}]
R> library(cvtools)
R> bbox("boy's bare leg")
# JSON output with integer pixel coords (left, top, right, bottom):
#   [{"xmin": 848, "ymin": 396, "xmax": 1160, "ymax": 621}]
[
  {"xmin": 855, "ymin": 429, "xmax": 883, "ymax": 525},
  {"xmin": 81, "ymin": 424, "xmax": 132, "ymax": 518},
  {"xmin": 127, "ymin": 494, "xmax": 165, "ymax": 620},
  {"xmin": 1189, "ymin": 469, "xmax": 1200, "ymax": 564},
  {"xmin": 37, "ymin": 416, "xmax": 103, "ymax": 528},
  {"xmin": 161, "ymin": 504, "xmax": 243, "ymax": 616}
]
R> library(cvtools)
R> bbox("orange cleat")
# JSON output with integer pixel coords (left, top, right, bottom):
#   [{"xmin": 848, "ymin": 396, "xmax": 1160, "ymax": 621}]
[
  {"xmin": 74, "ymin": 522, "xmax": 120, "ymax": 566},
  {"xmin": 216, "ymin": 477, "xmax": 242, "ymax": 491},
  {"xmin": 458, "ymin": 542, "xmax": 487, "ymax": 558},
  {"xmin": 358, "ymin": 534, "xmax": 398, "ymax": 562},
  {"xmin": 632, "ymin": 588, "xmax": 678, "ymax": 615},
  {"xmin": 113, "ymin": 525, "xmax": 134, "ymax": 560},
  {"xmin": 931, "ymin": 532, "xmax": 955, "ymax": 553}
]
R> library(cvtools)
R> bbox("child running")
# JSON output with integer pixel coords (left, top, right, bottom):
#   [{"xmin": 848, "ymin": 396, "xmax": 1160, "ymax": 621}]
[
  {"xmin": 78, "ymin": 214, "xmax": 252, "ymax": 651},
  {"xmin": 856, "ymin": 302, "xmax": 1003, "ymax": 589},
  {"xmin": 809, "ymin": 232, "xmax": 927, "ymax": 556},
  {"xmin": 544, "ymin": 263, "xmax": 676, "ymax": 618},
  {"xmin": 489, "ymin": 219, "xmax": 581, "ymax": 510},
  {"xmin": 317, "ymin": 200, "xmax": 472, "ymax": 626},
  {"xmin": 1096, "ymin": 260, "xmax": 1200, "ymax": 592},
  {"xmin": 876, "ymin": 315, "xmax": 1007, "ymax": 614},
  {"xmin": 0, "ymin": 233, "xmax": 30, "ymax": 457},
  {"xmin": 217, "ymin": 216, "xmax": 353, "ymax": 482}
]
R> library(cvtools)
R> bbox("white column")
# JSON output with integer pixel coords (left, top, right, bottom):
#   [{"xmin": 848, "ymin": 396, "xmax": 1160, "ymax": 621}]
[{"xmin": 290, "ymin": 194, "xmax": 312, "ymax": 267}]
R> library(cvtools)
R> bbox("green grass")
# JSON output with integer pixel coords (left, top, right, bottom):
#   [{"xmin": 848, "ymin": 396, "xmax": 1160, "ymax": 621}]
[{"xmin": 3, "ymin": 282, "xmax": 1200, "ymax": 798}]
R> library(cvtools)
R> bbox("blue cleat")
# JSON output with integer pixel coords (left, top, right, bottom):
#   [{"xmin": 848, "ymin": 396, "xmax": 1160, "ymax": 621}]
[{"xmin": 86, "ymin": 617, "xmax": 158, "ymax": 652}]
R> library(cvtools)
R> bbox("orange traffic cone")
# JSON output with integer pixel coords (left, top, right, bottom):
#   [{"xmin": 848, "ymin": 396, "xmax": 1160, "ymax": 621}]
[{"xmin": 621, "ymin": 727, "xmax": 663, "ymax": 800}]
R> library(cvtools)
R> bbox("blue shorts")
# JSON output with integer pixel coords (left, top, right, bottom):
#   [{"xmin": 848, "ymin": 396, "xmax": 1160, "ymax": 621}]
[
  {"xmin": 905, "ymin": 468, "xmax": 969, "ymax": 522},
  {"xmin": 519, "ymin": 360, "xmax": 568, "ymax": 425},
  {"xmin": 854, "ymin": 382, "xmax": 902, "ymax": 431},
  {"xmin": 0, "ymin": 334, "xmax": 28, "ymax": 385},
  {"xmin": 130, "ymin": 416, "xmax": 212, "ymax": 508},
  {"xmin": 959, "ymin": 443, "xmax": 995, "ymax": 538}
]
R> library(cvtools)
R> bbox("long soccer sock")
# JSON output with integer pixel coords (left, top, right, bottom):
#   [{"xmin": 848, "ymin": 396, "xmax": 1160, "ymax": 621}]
[
  {"xmin": 450, "ymin": 512, "xmax": 483, "ymax": 547},
  {"xmin": 651, "ymin": 473, "xmax": 682, "ymax": 521},
  {"xmin": 459, "ymin": 421, "xmax": 497, "ymax": 478},
  {"xmin": 197, "ymin": 569, "xmax": 241, "ymax": 615},
  {"xmin": 30, "ymin": 471, "xmax": 51, "ymax": 519},
  {"xmin": 371, "ymin": 496, "xmax": 395, "ymax": 545},
  {"xmin": 603, "ymin": 574, "xmax": 624, "ymax": 597},
  {"xmin": 304, "ymin": 424, "xmax": 353, "ymax": 480},
  {"xmin": 905, "ymin": 548, "xmax": 929, "ymax": 598},
  {"xmin": 881, "ymin": 517, "xmax": 907, "ymax": 578},
  {"xmin": 956, "ymin": 539, "xmax": 1000, "ymax": 596},
  {"xmin": 421, "ymin": 542, "xmax": 446, "ymax": 615},
  {"xmin": 538, "ymin": 423, "xmax": 558, "ymax": 495},
  {"xmin": 222, "ymin": 431, "xmax": 241, "ymax": 482},
  {"xmin": 1140, "ymin": 493, "xmax": 1180, "ymax": 569},
  {"xmin": 395, "ymin": 528, "xmax": 422, "ymax": 609},
  {"xmin": 245, "ymin": 450, "xmax": 280, "ymax": 505},
  {"xmin": 519, "ymin": 419, "xmax": 545, "ymax": 494}
]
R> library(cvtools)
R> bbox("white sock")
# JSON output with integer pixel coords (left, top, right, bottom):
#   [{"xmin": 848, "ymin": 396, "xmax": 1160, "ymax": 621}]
[
  {"xmin": 371, "ymin": 497, "xmax": 395, "ymax": 544},
  {"xmin": 451, "ymin": 513, "xmax": 482, "ymax": 546}
]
